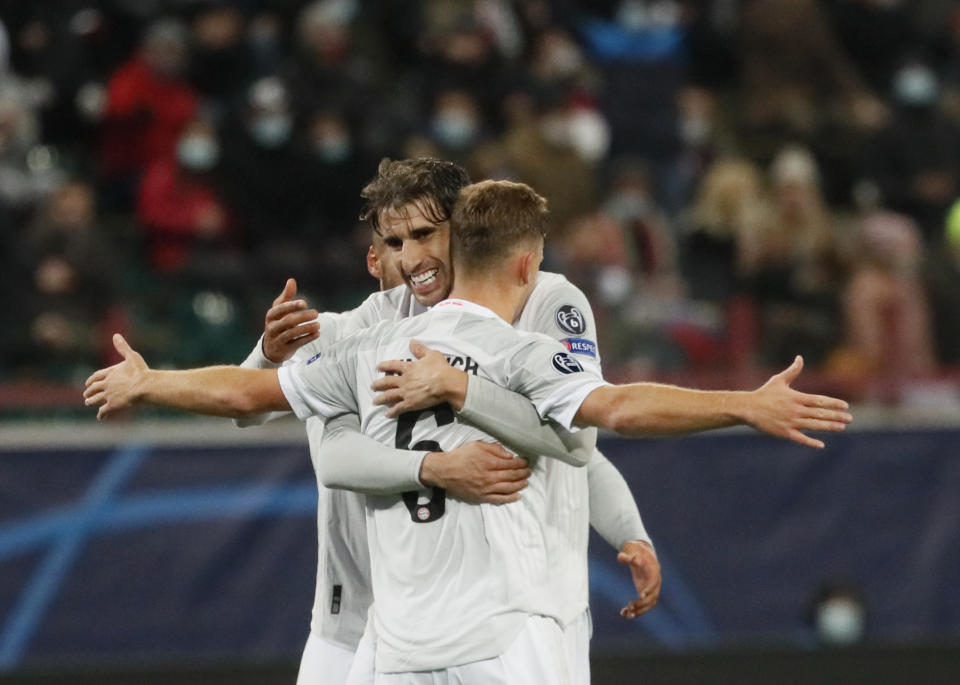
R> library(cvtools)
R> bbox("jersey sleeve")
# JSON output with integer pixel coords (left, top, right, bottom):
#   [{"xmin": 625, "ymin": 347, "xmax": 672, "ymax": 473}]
[
  {"xmin": 588, "ymin": 449, "xmax": 652, "ymax": 550},
  {"xmin": 526, "ymin": 276, "xmax": 602, "ymax": 375},
  {"xmin": 503, "ymin": 333, "xmax": 609, "ymax": 430},
  {"xmin": 277, "ymin": 336, "xmax": 361, "ymax": 420},
  {"xmin": 319, "ymin": 413, "xmax": 428, "ymax": 494}
]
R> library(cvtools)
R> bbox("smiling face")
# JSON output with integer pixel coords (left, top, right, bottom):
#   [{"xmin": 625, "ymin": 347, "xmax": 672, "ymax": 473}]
[{"xmin": 374, "ymin": 200, "xmax": 453, "ymax": 306}]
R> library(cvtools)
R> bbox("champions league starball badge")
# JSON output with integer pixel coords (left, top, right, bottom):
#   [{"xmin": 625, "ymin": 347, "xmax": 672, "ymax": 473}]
[
  {"xmin": 552, "ymin": 352, "xmax": 584, "ymax": 374},
  {"xmin": 555, "ymin": 305, "xmax": 586, "ymax": 335}
]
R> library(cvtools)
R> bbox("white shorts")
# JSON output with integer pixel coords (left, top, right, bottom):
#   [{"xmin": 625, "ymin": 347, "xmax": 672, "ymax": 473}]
[
  {"xmin": 297, "ymin": 632, "xmax": 356, "ymax": 685},
  {"xmin": 345, "ymin": 618, "xmax": 377, "ymax": 685},
  {"xmin": 374, "ymin": 615, "xmax": 570, "ymax": 685},
  {"xmin": 563, "ymin": 609, "xmax": 592, "ymax": 685}
]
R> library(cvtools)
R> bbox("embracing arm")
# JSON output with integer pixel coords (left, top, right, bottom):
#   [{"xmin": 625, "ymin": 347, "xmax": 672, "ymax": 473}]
[
  {"xmin": 575, "ymin": 356, "xmax": 852, "ymax": 448},
  {"xmin": 320, "ymin": 413, "xmax": 532, "ymax": 503},
  {"xmin": 373, "ymin": 342, "xmax": 595, "ymax": 466},
  {"xmin": 458, "ymin": 375, "xmax": 596, "ymax": 467}
]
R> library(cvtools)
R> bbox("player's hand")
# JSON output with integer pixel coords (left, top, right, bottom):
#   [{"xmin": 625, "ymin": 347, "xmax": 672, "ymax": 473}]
[
  {"xmin": 618, "ymin": 540, "xmax": 661, "ymax": 619},
  {"xmin": 262, "ymin": 278, "xmax": 321, "ymax": 363},
  {"xmin": 420, "ymin": 441, "xmax": 531, "ymax": 504},
  {"xmin": 746, "ymin": 356, "xmax": 853, "ymax": 448},
  {"xmin": 373, "ymin": 341, "xmax": 468, "ymax": 416},
  {"xmin": 83, "ymin": 334, "xmax": 149, "ymax": 420}
]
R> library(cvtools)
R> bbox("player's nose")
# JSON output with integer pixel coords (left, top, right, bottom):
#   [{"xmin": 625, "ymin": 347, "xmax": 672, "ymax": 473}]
[{"xmin": 401, "ymin": 240, "xmax": 426, "ymax": 273}]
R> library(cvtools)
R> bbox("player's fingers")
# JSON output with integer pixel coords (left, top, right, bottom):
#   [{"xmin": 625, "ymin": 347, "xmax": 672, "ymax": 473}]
[
  {"xmin": 410, "ymin": 340, "xmax": 429, "ymax": 359},
  {"xmin": 276, "ymin": 320, "xmax": 320, "ymax": 345},
  {"xmin": 84, "ymin": 367, "xmax": 111, "ymax": 386},
  {"xmin": 486, "ymin": 479, "xmax": 528, "ymax": 495},
  {"xmin": 370, "ymin": 377, "xmax": 401, "ymax": 392},
  {"xmin": 802, "ymin": 393, "xmax": 849, "ymax": 411},
  {"xmin": 266, "ymin": 299, "xmax": 310, "ymax": 322},
  {"xmin": 113, "ymin": 333, "xmax": 134, "ymax": 359},
  {"xmin": 84, "ymin": 389, "xmax": 104, "ymax": 405},
  {"xmin": 798, "ymin": 405, "xmax": 852, "ymax": 423},
  {"xmin": 793, "ymin": 418, "xmax": 848, "ymax": 433},
  {"xmin": 488, "ymin": 467, "xmax": 531, "ymax": 483},
  {"xmin": 788, "ymin": 429, "xmax": 824, "ymax": 449},
  {"xmin": 776, "ymin": 355, "xmax": 803, "ymax": 384},
  {"xmin": 372, "ymin": 389, "xmax": 404, "ymax": 406},
  {"xmin": 477, "ymin": 442, "xmax": 519, "ymax": 460},
  {"xmin": 272, "ymin": 278, "xmax": 298, "ymax": 307},
  {"xmin": 83, "ymin": 379, "xmax": 103, "ymax": 398},
  {"xmin": 377, "ymin": 359, "xmax": 410, "ymax": 376},
  {"xmin": 478, "ymin": 492, "xmax": 522, "ymax": 505},
  {"xmin": 268, "ymin": 309, "xmax": 319, "ymax": 336}
]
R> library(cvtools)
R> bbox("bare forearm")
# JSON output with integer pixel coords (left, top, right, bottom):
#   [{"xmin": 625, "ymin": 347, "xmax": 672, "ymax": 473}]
[
  {"xmin": 141, "ymin": 366, "xmax": 287, "ymax": 418},
  {"xmin": 580, "ymin": 383, "xmax": 747, "ymax": 436}
]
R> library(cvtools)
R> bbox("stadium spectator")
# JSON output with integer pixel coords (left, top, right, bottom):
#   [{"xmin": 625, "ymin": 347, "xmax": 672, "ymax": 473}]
[
  {"xmin": 737, "ymin": 0, "xmax": 886, "ymax": 160},
  {"xmin": 838, "ymin": 211, "xmax": 936, "ymax": 401},
  {"xmin": 136, "ymin": 116, "xmax": 240, "ymax": 282},
  {"xmin": 745, "ymin": 145, "xmax": 847, "ymax": 366},
  {"xmin": 5, "ymin": 181, "xmax": 116, "ymax": 381},
  {"xmin": 97, "ymin": 18, "xmax": 197, "ymax": 207},
  {"xmin": 863, "ymin": 57, "xmax": 960, "ymax": 241}
]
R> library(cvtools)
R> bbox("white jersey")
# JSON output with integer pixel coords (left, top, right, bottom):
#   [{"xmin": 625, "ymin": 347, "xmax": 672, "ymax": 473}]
[
  {"xmin": 239, "ymin": 286, "xmax": 427, "ymax": 649},
  {"xmin": 278, "ymin": 298, "xmax": 608, "ymax": 672},
  {"xmin": 514, "ymin": 272, "xmax": 602, "ymax": 627}
]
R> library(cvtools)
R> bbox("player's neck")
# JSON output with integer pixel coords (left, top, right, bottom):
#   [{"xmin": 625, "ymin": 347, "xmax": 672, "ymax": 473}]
[{"xmin": 448, "ymin": 276, "xmax": 525, "ymax": 324}]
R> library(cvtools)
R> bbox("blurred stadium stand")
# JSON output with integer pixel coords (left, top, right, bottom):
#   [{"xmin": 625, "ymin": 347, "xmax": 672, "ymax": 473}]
[{"xmin": 3, "ymin": 0, "xmax": 960, "ymax": 681}]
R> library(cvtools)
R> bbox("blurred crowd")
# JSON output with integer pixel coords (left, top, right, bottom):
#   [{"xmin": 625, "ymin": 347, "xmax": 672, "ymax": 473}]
[{"xmin": 2, "ymin": 0, "xmax": 960, "ymax": 409}]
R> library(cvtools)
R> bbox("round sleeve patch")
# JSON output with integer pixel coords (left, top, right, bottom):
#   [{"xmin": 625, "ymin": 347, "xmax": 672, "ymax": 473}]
[
  {"xmin": 555, "ymin": 304, "xmax": 587, "ymax": 335},
  {"xmin": 552, "ymin": 352, "xmax": 584, "ymax": 374}
]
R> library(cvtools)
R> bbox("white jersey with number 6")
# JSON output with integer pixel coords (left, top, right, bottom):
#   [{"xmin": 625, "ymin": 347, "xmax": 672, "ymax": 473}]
[{"xmin": 278, "ymin": 298, "xmax": 608, "ymax": 673}]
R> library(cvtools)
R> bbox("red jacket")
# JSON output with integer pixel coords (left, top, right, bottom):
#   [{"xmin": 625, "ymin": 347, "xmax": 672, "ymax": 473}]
[{"xmin": 100, "ymin": 56, "xmax": 198, "ymax": 177}]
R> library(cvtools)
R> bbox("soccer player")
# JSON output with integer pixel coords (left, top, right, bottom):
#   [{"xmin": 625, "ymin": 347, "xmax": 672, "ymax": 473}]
[
  {"xmin": 85, "ymin": 179, "xmax": 852, "ymax": 683},
  {"xmin": 238, "ymin": 158, "xmax": 659, "ymax": 685}
]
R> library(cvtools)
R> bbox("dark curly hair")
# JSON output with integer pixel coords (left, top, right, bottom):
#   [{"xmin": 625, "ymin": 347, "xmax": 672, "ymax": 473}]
[{"xmin": 360, "ymin": 157, "xmax": 471, "ymax": 234}]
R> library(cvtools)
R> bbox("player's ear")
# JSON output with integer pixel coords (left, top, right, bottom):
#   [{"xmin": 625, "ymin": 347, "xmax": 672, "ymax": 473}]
[
  {"xmin": 366, "ymin": 245, "xmax": 381, "ymax": 281},
  {"xmin": 519, "ymin": 251, "xmax": 536, "ymax": 285}
]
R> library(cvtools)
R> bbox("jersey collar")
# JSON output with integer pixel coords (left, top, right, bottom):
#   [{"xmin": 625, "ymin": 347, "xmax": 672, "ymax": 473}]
[{"xmin": 432, "ymin": 298, "xmax": 500, "ymax": 319}]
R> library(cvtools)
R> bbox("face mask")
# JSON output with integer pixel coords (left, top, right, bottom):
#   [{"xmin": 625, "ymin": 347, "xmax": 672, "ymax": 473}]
[
  {"xmin": 893, "ymin": 65, "xmax": 938, "ymax": 107},
  {"xmin": 314, "ymin": 136, "xmax": 351, "ymax": 163},
  {"xmin": 816, "ymin": 598, "xmax": 864, "ymax": 646},
  {"xmin": 606, "ymin": 190, "xmax": 651, "ymax": 222},
  {"xmin": 250, "ymin": 114, "xmax": 292, "ymax": 147},
  {"xmin": 431, "ymin": 111, "xmax": 478, "ymax": 150},
  {"xmin": 177, "ymin": 135, "xmax": 220, "ymax": 171}
]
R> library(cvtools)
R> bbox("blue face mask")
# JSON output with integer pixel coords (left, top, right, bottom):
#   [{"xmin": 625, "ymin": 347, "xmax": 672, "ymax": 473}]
[
  {"xmin": 177, "ymin": 135, "xmax": 220, "ymax": 171},
  {"xmin": 250, "ymin": 114, "xmax": 293, "ymax": 148}
]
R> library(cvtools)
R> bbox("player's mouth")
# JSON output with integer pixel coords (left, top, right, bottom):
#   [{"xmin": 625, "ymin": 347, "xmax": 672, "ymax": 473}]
[{"xmin": 408, "ymin": 268, "xmax": 439, "ymax": 292}]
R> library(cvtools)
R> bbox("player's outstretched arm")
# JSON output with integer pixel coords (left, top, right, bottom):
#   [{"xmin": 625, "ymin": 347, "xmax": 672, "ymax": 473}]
[
  {"xmin": 319, "ymin": 413, "xmax": 532, "ymax": 504},
  {"xmin": 575, "ymin": 356, "xmax": 852, "ymax": 448},
  {"xmin": 373, "ymin": 341, "xmax": 595, "ymax": 466},
  {"xmin": 84, "ymin": 334, "xmax": 290, "ymax": 420}
]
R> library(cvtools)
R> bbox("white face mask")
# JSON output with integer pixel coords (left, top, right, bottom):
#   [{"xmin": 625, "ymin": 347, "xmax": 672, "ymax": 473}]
[
  {"xmin": 816, "ymin": 598, "xmax": 865, "ymax": 646},
  {"xmin": 431, "ymin": 111, "xmax": 478, "ymax": 150},
  {"xmin": 893, "ymin": 65, "xmax": 938, "ymax": 107},
  {"xmin": 177, "ymin": 135, "xmax": 220, "ymax": 171}
]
